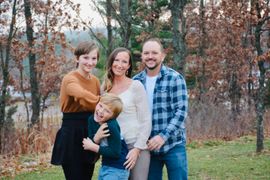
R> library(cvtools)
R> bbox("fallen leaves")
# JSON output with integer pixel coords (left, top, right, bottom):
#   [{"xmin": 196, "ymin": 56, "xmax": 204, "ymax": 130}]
[{"xmin": 0, "ymin": 152, "xmax": 53, "ymax": 178}]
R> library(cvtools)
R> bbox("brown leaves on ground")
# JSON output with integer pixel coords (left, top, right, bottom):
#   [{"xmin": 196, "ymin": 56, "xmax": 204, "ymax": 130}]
[
  {"xmin": 0, "ymin": 118, "xmax": 60, "ymax": 178},
  {"xmin": 0, "ymin": 153, "xmax": 52, "ymax": 178}
]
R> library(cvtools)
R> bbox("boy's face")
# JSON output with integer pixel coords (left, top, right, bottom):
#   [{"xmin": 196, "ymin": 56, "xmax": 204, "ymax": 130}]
[{"xmin": 94, "ymin": 102, "xmax": 113, "ymax": 123}]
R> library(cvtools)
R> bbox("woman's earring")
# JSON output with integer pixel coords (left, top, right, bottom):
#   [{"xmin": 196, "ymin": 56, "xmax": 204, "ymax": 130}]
[{"xmin": 126, "ymin": 71, "xmax": 128, "ymax": 75}]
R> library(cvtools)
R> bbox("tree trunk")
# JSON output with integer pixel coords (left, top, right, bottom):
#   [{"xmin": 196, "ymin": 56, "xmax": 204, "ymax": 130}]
[
  {"xmin": 229, "ymin": 72, "xmax": 241, "ymax": 120},
  {"xmin": 19, "ymin": 69, "xmax": 30, "ymax": 124},
  {"xmin": 107, "ymin": 0, "xmax": 112, "ymax": 55},
  {"xmin": 242, "ymin": 20, "xmax": 254, "ymax": 107},
  {"xmin": 248, "ymin": 57, "xmax": 253, "ymax": 106},
  {"xmin": 198, "ymin": 0, "xmax": 207, "ymax": 99},
  {"xmin": 0, "ymin": 0, "xmax": 17, "ymax": 153},
  {"xmin": 23, "ymin": 0, "xmax": 40, "ymax": 126},
  {"xmin": 255, "ymin": 60, "xmax": 265, "ymax": 152},
  {"xmin": 119, "ymin": 0, "xmax": 131, "ymax": 48},
  {"xmin": 254, "ymin": 17, "xmax": 265, "ymax": 153},
  {"xmin": 170, "ymin": 0, "xmax": 187, "ymax": 74},
  {"xmin": 40, "ymin": 95, "xmax": 48, "ymax": 127}
]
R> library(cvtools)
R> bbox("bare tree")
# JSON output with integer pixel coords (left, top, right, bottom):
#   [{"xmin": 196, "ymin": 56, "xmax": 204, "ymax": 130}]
[
  {"xmin": 198, "ymin": 0, "xmax": 207, "ymax": 99},
  {"xmin": 106, "ymin": 0, "xmax": 113, "ymax": 55},
  {"xmin": 0, "ymin": 0, "xmax": 17, "ymax": 152},
  {"xmin": 23, "ymin": 0, "xmax": 40, "ymax": 126},
  {"xmin": 169, "ymin": 0, "xmax": 187, "ymax": 74},
  {"xmin": 252, "ymin": 0, "xmax": 268, "ymax": 152},
  {"xmin": 119, "ymin": 0, "xmax": 132, "ymax": 48}
]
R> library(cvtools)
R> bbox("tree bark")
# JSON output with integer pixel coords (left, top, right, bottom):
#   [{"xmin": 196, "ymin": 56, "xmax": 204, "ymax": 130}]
[
  {"xmin": 198, "ymin": 0, "xmax": 207, "ymax": 99},
  {"xmin": 19, "ymin": 69, "xmax": 30, "ymax": 124},
  {"xmin": 23, "ymin": 0, "xmax": 40, "ymax": 126},
  {"xmin": 229, "ymin": 72, "xmax": 241, "ymax": 119},
  {"xmin": 119, "ymin": 0, "xmax": 131, "ymax": 48},
  {"xmin": 253, "ymin": 0, "xmax": 265, "ymax": 152},
  {"xmin": 170, "ymin": 0, "xmax": 187, "ymax": 74},
  {"xmin": 0, "ymin": 0, "xmax": 17, "ymax": 153},
  {"xmin": 106, "ymin": 0, "xmax": 112, "ymax": 55}
]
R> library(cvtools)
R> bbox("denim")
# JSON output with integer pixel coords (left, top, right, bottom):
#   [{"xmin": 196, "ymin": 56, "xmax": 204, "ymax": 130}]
[
  {"xmin": 98, "ymin": 165, "xmax": 129, "ymax": 180},
  {"xmin": 148, "ymin": 144, "xmax": 188, "ymax": 180}
]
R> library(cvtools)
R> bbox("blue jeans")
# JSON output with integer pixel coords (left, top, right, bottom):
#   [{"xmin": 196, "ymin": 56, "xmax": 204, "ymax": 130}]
[
  {"xmin": 148, "ymin": 144, "xmax": 188, "ymax": 180},
  {"xmin": 98, "ymin": 166, "xmax": 129, "ymax": 180}
]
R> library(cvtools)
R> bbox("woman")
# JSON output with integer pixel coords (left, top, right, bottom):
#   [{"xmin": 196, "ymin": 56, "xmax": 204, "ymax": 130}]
[
  {"xmin": 102, "ymin": 47, "xmax": 152, "ymax": 180},
  {"xmin": 51, "ymin": 41, "xmax": 100, "ymax": 180}
]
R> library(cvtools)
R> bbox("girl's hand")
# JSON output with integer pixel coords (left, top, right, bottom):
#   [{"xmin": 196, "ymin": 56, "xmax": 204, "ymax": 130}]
[
  {"xmin": 94, "ymin": 123, "xmax": 110, "ymax": 144},
  {"xmin": 124, "ymin": 148, "xmax": 141, "ymax": 170}
]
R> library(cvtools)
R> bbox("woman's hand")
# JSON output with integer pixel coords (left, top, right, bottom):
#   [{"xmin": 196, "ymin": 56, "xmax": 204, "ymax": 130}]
[
  {"xmin": 94, "ymin": 123, "xmax": 110, "ymax": 144},
  {"xmin": 124, "ymin": 148, "xmax": 141, "ymax": 170}
]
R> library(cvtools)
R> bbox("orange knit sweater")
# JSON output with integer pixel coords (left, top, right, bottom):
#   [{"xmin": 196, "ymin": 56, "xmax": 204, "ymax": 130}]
[{"xmin": 60, "ymin": 71, "xmax": 100, "ymax": 112}]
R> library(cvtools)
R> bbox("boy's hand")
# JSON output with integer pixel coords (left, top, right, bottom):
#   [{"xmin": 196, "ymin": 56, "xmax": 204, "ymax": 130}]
[
  {"xmin": 82, "ymin": 137, "xmax": 100, "ymax": 153},
  {"xmin": 82, "ymin": 137, "xmax": 94, "ymax": 150},
  {"xmin": 94, "ymin": 123, "xmax": 110, "ymax": 144}
]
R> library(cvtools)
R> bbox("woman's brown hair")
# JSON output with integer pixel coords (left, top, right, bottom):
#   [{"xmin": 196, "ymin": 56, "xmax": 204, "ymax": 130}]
[{"xmin": 103, "ymin": 47, "xmax": 133, "ymax": 92}]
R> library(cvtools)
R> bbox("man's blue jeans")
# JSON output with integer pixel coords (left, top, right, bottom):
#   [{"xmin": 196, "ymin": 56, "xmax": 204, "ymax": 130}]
[{"xmin": 148, "ymin": 144, "xmax": 188, "ymax": 180}]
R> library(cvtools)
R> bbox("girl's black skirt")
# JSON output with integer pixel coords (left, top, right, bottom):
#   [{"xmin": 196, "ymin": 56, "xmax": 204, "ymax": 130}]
[{"xmin": 51, "ymin": 112, "xmax": 99, "ymax": 165}]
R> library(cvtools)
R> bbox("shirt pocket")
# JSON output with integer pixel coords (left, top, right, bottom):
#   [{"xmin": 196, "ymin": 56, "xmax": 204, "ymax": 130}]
[
  {"xmin": 155, "ymin": 86, "xmax": 170, "ymax": 101},
  {"xmin": 155, "ymin": 86, "xmax": 171, "ymax": 111}
]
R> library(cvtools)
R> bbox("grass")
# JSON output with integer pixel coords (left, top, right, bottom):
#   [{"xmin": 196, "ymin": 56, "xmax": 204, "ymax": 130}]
[
  {"xmin": 1, "ymin": 136, "xmax": 269, "ymax": 180},
  {"xmin": 188, "ymin": 136, "xmax": 270, "ymax": 180}
]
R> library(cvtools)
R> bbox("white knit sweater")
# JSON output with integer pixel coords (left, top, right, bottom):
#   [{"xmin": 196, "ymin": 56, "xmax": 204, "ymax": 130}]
[{"xmin": 117, "ymin": 80, "xmax": 152, "ymax": 150}]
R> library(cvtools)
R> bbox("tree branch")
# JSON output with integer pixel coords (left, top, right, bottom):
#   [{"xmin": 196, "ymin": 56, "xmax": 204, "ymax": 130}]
[
  {"xmin": 0, "ymin": 42, "xmax": 4, "ymax": 68},
  {"xmin": 86, "ymin": 24, "xmax": 107, "ymax": 51},
  {"xmin": 90, "ymin": 0, "xmax": 107, "ymax": 26}
]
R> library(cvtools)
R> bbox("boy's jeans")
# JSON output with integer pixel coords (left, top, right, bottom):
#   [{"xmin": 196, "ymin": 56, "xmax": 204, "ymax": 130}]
[
  {"xmin": 98, "ymin": 165, "xmax": 129, "ymax": 180},
  {"xmin": 148, "ymin": 143, "xmax": 188, "ymax": 180}
]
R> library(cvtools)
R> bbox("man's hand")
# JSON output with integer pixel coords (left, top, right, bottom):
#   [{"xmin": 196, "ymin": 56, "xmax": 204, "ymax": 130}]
[
  {"xmin": 124, "ymin": 148, "xmax": 141, "ymax": 170},
  {"xmin": 94, "ymin": 123, "xmax": 110, "ymax": 144},
  {"xmin": 147, "ymin": 135, "xmax": 165, "ymax": 151}
]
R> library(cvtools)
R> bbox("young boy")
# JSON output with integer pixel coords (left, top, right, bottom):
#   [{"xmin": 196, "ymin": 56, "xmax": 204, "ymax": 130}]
[{"xmin": 82, "ymin": 93, "xmax": 129, "ymax": 180}]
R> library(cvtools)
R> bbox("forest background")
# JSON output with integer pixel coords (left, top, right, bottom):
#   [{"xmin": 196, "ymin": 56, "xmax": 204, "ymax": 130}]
[{"xmin": 0, "ymin": 0, "xmax": 270, "ymax": 178}]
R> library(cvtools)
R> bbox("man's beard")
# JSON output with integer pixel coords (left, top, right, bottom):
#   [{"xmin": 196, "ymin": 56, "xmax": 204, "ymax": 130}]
[{"xmin": 145, "ymin": 61, "xmax": 161, "ymax": 70}]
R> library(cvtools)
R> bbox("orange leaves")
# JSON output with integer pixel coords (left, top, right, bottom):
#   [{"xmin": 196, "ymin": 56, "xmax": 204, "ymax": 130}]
[
  {"xmin": 256, "ymin": 50, "xmax": 270, "ymax": 63},
  {"xmin": 135, "ymin": 32, "xmax": 150, "ymax": 43}
]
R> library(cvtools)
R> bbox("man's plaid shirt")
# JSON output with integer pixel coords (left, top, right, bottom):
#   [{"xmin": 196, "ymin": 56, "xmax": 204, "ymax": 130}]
[{"xmin": 133, "ymin": 65, "xmax": 188, "ymax": 154}]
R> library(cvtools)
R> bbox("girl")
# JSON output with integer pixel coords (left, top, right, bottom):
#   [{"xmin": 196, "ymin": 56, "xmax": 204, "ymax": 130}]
[{"xmin": 51, "ymin": 41, "xmax": 100, "ymax": 180}]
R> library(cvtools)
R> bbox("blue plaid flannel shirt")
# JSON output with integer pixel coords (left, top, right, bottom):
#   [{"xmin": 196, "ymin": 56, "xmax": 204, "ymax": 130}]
[{"xmin": 133, "ymin": 65, "xmax": 188, "ymax": 154}]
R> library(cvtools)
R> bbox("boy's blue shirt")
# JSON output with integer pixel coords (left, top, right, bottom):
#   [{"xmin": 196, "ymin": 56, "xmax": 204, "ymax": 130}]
[{"xmin": 88, "ymin": 115, "xmax": 128, "ymax": 169}]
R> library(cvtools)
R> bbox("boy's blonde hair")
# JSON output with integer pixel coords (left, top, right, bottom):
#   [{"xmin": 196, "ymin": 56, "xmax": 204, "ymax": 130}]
[{"xmin": 99, "ymin": 93, "xmax": 123, "ymax": 118}]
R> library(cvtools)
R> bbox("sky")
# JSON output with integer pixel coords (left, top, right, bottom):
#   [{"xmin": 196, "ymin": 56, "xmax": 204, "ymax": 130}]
[{"xmin": 71, "ymin": 0, "xmax": 104, "ymax": 28}]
